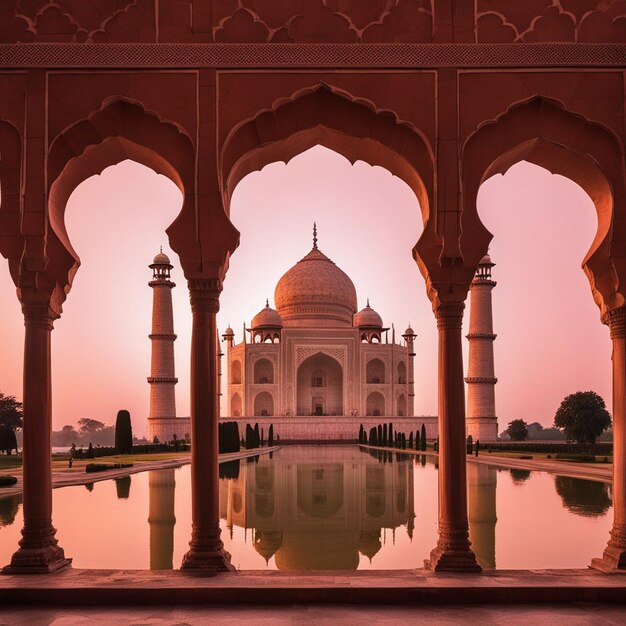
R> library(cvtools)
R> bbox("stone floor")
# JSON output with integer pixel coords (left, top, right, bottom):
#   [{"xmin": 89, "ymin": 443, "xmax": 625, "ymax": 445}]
[{"xmin": 2, "ymin": 603, "xmax": 626, "ymax": 625}]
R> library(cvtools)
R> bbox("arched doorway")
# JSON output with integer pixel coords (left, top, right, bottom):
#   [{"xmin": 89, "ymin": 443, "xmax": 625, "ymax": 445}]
[
  {"xmin": 397, "ymin": 394, "xmax": 407, "ymax": 417},
  {"xmin": 296, "ymin": 353, "xmax": 343, "ymax": 416},
  {"xmin": 366, "ymin": 359, "xmax": 385, "ymax": 384},
  {"xmin": 231, "ymin": 360, "xmax": 242, "ymax": 385},
  {"xmin": 231, "ymin": 392, "xmax": 242, "ymax": 417},
  {"xmin": 254, "ymin": 391, "xmax": 274, "ymax": 417},
  {"xmin": 366, "ymin": 391, "xmax": 385, "ymax": 417},
  {"xmin": 254, "ymin": 358, "xmax": 274, "ymax": 384},
  {"xmin": 397, "ymin": 361, "xmax": 407, "ymax": 384}
]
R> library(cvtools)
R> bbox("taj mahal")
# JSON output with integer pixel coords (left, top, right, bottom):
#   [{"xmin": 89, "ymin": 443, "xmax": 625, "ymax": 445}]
[
  {"xmin": 224, "ymin": 225, "xmax": 417, "ymax": 421},
  {"xmin": 147, "ymin": 226, "xmax": 499, "ymax": 444}
]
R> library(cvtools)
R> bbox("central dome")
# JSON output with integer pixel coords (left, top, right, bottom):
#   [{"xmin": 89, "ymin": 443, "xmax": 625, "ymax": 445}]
[{"xmin": 275, "ymin": 243, "xmax": 357, "ymax": 327}]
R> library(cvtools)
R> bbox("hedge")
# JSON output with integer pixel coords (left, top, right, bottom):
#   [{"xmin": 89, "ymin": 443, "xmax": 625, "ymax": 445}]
[
  {"xmin": 0, "ymin": 475, "xmax": 18, "ymax": 487},
  {"xmin": 485, "ymin": 442, "xmax": 612, "ymax": 455},
  {"xmin": 85, "ymin": 463, "xmax": 134, "ymax": 473}
]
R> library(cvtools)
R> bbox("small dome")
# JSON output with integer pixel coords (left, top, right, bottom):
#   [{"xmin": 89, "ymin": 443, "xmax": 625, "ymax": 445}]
[
  {"xmin": 151, "ymin": 248, "xmax": 172, "ymax": 266},
  {"xmin": 479, "ymin": 253, "xmax": 493, "ymax": 266},
  {"xmin": 223, "ymin": 326, "xmax": 234, "ymax": 337},
  {"xmin": 354, "ymin": 301, "xmax": 383, "ymax": 328},
  {"xmin": 252, "ymin": 301, "xmax": 283, "ymax": 329},
  {"xmin": 404, "ymin": 325, "xmax": 415, "ymax": 336}
]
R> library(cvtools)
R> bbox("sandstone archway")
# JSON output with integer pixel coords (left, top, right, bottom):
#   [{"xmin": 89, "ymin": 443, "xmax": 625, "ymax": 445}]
[
  {"xmin": 462, "ymin": 96, "xmax": 626, "ymax": 316},
  {"xmin": 297, "ymin": 352, "xmax": 343, "ymax": 416}
]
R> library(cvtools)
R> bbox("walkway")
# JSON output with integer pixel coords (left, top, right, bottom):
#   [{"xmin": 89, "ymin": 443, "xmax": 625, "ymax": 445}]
[
  {"xmin": 1, "ymin": 568, "xmax": 626, "ymax": 606},
  {"xmin": 0, "ymin": 446, "xmax": 279, "ymax": 499},
  {"xmin": 361, "ymin": 445, "xmax": 612, "ymax": 483}
]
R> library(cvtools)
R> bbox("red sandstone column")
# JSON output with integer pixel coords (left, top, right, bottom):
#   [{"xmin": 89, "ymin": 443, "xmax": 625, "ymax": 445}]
[
  {"xmin": 3, "ymin": 304, "xmax": 71, "ymax": 574},
  {"xmin": 592, "ymin": 306, "xmax": 626, "ymax": 572},
  {"xmin": 426, "ymin": 302, "xmax": 481, "ymax": 572},
  {"xmin": 181, "ymin": 279, "xmax": 233, "ymax": 571}
]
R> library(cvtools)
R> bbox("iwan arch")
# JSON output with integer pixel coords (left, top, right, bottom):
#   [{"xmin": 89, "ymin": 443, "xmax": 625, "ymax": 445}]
[{"xmin": 0, "ymin": 0, "xmax": 625, "ymax": 579}]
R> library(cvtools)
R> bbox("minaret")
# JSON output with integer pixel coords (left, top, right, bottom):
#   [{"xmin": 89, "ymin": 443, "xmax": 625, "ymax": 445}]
[
  {"xmin": 465, "ymin": 254, "xmax": 498, "ymax": 441},
  {"xmin": 147, "ymin": 249, "xmax": 178, "ymax": 443},
  {"xmin": 402, "ymin": 325, "xmax": 417, "ymax": 417}
]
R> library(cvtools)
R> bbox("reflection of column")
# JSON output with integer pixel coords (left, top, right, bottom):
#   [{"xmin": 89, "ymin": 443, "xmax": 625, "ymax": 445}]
[
  {"xmin": 4, "ymin": 304, "xmax": 70, "ymax": 574},
  {"xmin": 148, "ymin": 469, "xmax": 176, "ymax": 570},
  {"xmin": 427, "ymin": 302, "xmax": 480, "ymax": 572},
  {"xmin": 467, "ymin": 462, "xmax": 497, "ymax": 569},
  {"xmin": 593, "ymin": 307, "xmax": 626, "ymax": 571}
]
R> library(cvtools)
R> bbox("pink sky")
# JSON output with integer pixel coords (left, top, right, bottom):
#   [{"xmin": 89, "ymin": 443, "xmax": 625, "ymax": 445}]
[{"xmin": 0, "ymin": 146, "xmax": 611, "ymax": 436}]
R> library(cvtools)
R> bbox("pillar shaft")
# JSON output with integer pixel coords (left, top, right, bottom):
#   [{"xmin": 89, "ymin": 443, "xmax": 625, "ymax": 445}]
[
  {"xmin": 181, "ymin": 279, "xmax": 233, "ymax": 571},
  {"xmin": 592, "ymin": 306, "xmax": 626, "ymax": 571},
  {"xmin": 3, "ymin": 304, "xmax": 70, "ymax": 574},
  {"xmin": 427, "ymin": 302, "xmax": 481, "ymax": 572}
]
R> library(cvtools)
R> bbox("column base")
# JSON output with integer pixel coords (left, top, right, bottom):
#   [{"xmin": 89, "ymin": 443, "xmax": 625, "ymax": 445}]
[
  {"xmin": 425, "ymin": 547, "xmax": 482, "ymax": 573},
  {"xmin": 2, "ymin": 545, "xmax": 71, "ymax": 575},
  {"xmin": 181, "ymin": 547, "xmax": 235, "ymax": 572},
  {"xmin": 590, "ymin": 526, "xmax": 626, "ymax": 573}
]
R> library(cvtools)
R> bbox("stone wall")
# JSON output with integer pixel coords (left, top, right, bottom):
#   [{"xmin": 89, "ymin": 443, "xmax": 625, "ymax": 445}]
[{"xmin": 219, "ymin": 415, "xmax": 438, "ymax": 442}]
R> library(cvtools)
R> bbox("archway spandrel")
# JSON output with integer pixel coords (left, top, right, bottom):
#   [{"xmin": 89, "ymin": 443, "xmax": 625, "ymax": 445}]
[
  {"xmin": 217, "ymin": 73, "xmax": 436, "ymax": 148},
  {"xmin": 458, "ymin": 72, "xmax": 625, "ymax": 145}
]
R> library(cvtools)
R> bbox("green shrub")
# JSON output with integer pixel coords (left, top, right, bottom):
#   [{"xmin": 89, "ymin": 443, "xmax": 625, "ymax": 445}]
[
  {"xmin": 554, "ymin": 454, "xmax": 596, "ymax": 463},
  {"xmin": 115, "ymin": 409, "xmax": 133, "ymax": 454},
  {"xmin": 0, "ymin": 475, "xmax": 17, "ymax": 487},
  {"xmin": 85, "ymin": 462, "xmax": 133, "ymax": 473}
]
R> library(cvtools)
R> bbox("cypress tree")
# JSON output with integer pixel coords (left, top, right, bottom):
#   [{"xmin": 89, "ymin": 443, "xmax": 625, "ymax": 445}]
[
  {"xmin": 369, "ymin": 427, "xmax": 377, "ymax": 446},
  {"xmin": 245, "ymin": 424, "xmax": 253, "ymax": 449},
  {"xmin": 254, "ymin": 423, "xmax": 260, "ymax": 448},
  {"xmin": 377, "ymin": 424, "xmax": 383, "ymax": 445},
  {"xmin": 388, "ymin": 422, "xmax": 393, "ymax": 445},
  {"xmin": 115, "ymin": 409, "xmax": 133, "ymax": 454},
  {"xmin": 359, "ymin": 424, "xmax": 364, "ymax": 444},
  {"xmin": 475, "ymin": 439, "xmax": 480, "ymax": 457},
  {"xmin": 87, "ymin": 442, "xmax": 95, "ymax": 459},
  {"xmin": 421, "ymin": 424, "xmax": 427, "ymax": 451},
  {"xmin": 268, "ymin": 424, "xmax": 274, "ymax": 446},
  {"xmin": 466, "ymin": 434, "xmax": 473, "ymax": 455},
  {"xmin": 382, "ymin": 423, "xmax": 388, "ymax": 446},
  {"xmin": 401, "ymin": 433, "xmax": 406, "ymax": 449},
  {"xmin": 408, "ymin": 432, "xmax": 413, "ymax": 449},
  {"xmin": 415, "ymin": 430, "xmax": 420, "ymax": 451}
]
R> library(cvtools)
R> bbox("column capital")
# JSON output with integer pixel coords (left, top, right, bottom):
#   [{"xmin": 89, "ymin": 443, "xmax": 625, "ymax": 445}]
[
  {"xmin": 603, "ymin": 306, "xmax": 626, "ymax": 339},
  {"xmin": 21, "ymin": 303, "xmax": 58, "ymax": 330},
  {"xmin": 434, "ymin": 302, "xmax": 465, "ymax": 330},
  {"xmin": 188, "ymin": 278, "xmax": 222, "ymax": 312}
]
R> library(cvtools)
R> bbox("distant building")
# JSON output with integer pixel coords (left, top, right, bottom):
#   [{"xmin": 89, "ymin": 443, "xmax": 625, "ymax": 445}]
[{"xmin": 224, "ymin": 226, "xmax": 421, "ymax": 422}]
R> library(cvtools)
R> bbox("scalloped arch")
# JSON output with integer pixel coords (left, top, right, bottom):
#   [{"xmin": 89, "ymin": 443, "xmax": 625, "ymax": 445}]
[
  {"xmin": 219, "ymin": 82, "xmax": 434, "ymax": 227},
  {"xmin": 45, "ymin": 97, "xmax": 197, "ymax": 312},
  {"xmin": 462, "ymin": 95, "xmax": 626, "ymax": 315}
]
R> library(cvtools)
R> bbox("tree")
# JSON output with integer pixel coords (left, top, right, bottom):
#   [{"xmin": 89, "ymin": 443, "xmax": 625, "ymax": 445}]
[
  {"xmin": 554, "ymin": 391, "xmax": 612, "ymax": 444},
  {"xmin": 420, "ymin": 424, "xmax": 427, "ymax": 451},
  {"xmin": 78, "ymin": 418, "xmax": 105, "ymax": 437},
  {"xmin": 0, "ymin": 425, "xmax": 18, "ymax": 455},
  {"xmin": 115, "ymin": 410, "xmax": 133, "ymax": 454},
  {"xmin": 506, "ymin": 419, "xmax": 529, "ymax": 441},
  {"xmin": 415, "ymin": 430, "xmax": 420, "ymax": 451},
  {"xmin": 268, "ymin": 424, "xmax": 274, "ymax": 447},
  {"xmin": 0, "ymin": 393, "xmax": 23, "ymax": 431}
]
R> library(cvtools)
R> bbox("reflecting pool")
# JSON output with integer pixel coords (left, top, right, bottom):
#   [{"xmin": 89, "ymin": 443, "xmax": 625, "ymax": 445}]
[{"xmin": 0, "ymin": 446, "xmax": 613, "ymax": 570}]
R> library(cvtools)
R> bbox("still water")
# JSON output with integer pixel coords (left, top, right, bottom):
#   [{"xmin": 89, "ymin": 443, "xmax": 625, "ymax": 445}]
[{"xmin": 0, "ymin": 446, "xmax": 613, "ymax": 570}]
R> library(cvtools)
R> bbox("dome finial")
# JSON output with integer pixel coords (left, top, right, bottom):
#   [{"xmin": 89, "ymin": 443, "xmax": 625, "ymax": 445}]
[
  {"xmin": 313, "ymin": 222, "xmax": 318, "ymax": 249},
  {"xmin": 160, "ymin": 245, "xmax": 163, "ymax": 254},
  {"xmin": 367, "ymin": 298, "xmax": 370, "ymax": 307},
  {"xmin": 265, "ymin": 298, "xmax": 269, "ymax": 307}
]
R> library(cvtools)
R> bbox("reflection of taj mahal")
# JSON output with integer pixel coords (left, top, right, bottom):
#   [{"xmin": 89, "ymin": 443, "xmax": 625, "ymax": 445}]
[
  {"xmin": 223, "ymin": 227, "xmax": 418, "ymax": 420},
  {"xmin": 220, "ymin": 446, "xmax": 415, "ymax": 569}
]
